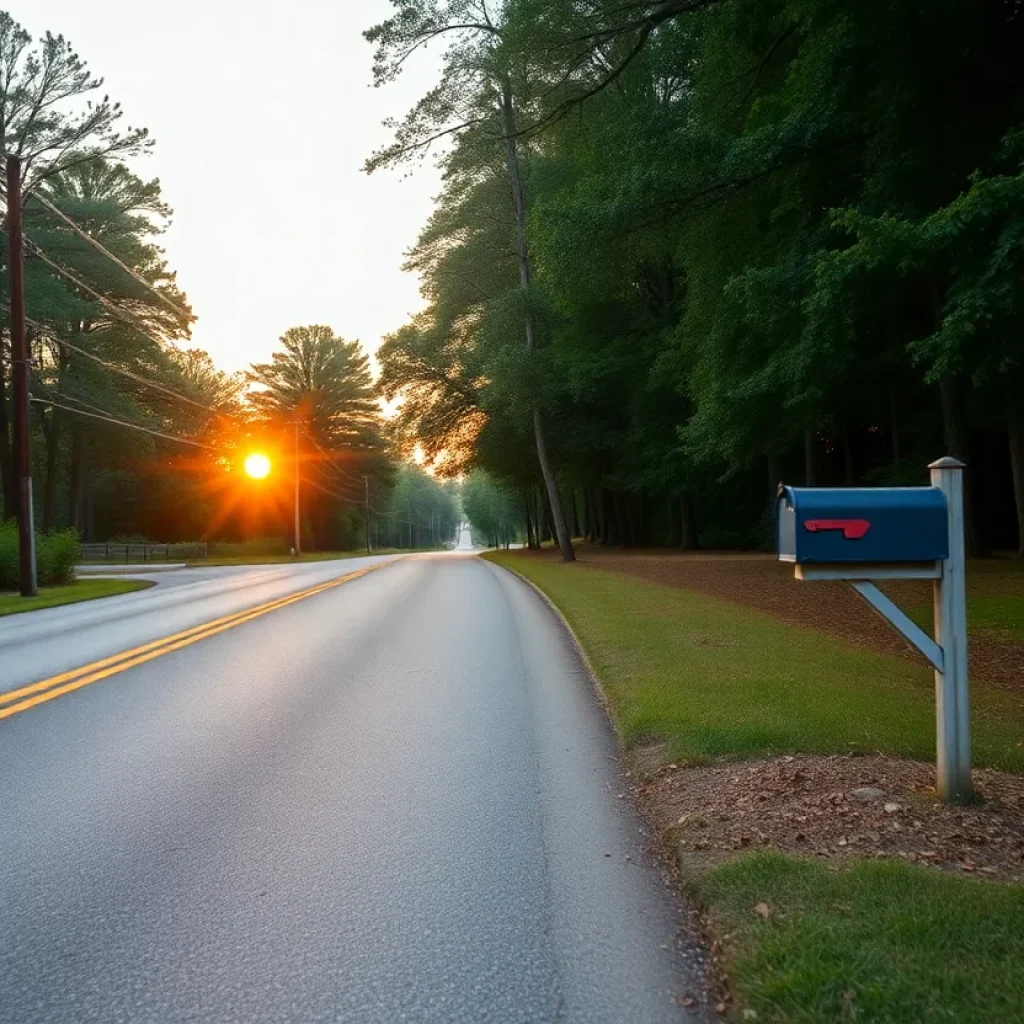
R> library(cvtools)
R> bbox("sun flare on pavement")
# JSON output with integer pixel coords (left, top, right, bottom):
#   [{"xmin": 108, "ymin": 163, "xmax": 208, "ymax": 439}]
[{"xmin": 244, "ymin": 453, "xmax": 272, "ymax": 480}]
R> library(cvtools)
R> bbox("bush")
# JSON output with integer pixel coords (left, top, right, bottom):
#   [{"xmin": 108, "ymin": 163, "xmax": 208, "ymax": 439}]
[
  {"xmin": 39, "ymin": 529, "xmax": 80, "ymax": 585},
  {"xmin": 0, "ymin": 521, "xmax": 18, "ymax": 590},
  {"xmin": 0, "ymin": 522, "xmax": 80, "ymax": 589}
]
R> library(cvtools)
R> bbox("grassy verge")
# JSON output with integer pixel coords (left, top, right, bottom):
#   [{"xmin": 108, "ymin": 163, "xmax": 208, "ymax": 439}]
[
  {"xmin": 0, "ymin": 578, "xmax": 152, "ymax": 616},
  {"xmin": 485, "ymin": 552, "xmax": 1024, "ymax": 1022},
  {"xmin": 485, "ymin": 553, "xmax": 1024, "ymax": 772},
  {"xmin": 696, "ymin": 853, "xmax": 1024, "ymax": 1022}
]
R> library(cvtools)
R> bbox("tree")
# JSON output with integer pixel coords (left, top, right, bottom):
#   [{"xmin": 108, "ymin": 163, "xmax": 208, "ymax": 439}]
[
  {"xmin": 248, "ymin": 326, "xmax": 387, "ymax": 550},
  {"xmin": 365, "ymin": 1, "xmax": 576, "ymax": 561},
  {"xmin": 1, "ymin": 9, "xmax": 154, "ymax": 525},
  {"xmin": 0, "ymin": 11, "xmax": 150, "ymax": 188}
]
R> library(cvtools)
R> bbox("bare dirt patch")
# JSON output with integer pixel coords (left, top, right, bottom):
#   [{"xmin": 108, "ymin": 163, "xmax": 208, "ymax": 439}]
[
  {"xmin": 573, "ymin": 549, "xmax": 1024, "ymax": 690},
  {"xmin": 640, "ymin": 753, "xmax": 1024, "ymax": 882}
]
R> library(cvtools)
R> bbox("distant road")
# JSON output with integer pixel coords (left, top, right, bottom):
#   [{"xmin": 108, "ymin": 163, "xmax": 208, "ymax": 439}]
[{"xmin": 0, "ymin": 555, "xmax": 703, "ymax": 1023}]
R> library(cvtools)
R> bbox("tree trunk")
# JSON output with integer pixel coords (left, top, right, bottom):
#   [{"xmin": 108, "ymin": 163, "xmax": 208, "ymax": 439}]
[
  {"xmin": 39, "ymin": 405, "xmax": 61, "ymax": 534},
  {"xmin": 804, "ymin": 427, "xmax": 817, "ymax": 486},
  {"xmin": 68, "ymin": 432, "xmax": 83, "ymax": 531},
  {"xmin": 680, "ymin": 493, "xmax": 698, "ymax": 551},
  {"xmin": 612, "ymin": 492, "xmax": 628, "ymax": 547},
  {"xmin": 522, "ymin": 492, "xmax": 536, "ymax": 549},
  {"xmin": 590, "ymin": 485, "xmax": 605, "ymax": 543},
  {"xmin": 939, "ymin": 374, "xmax": 980, "ymax": 556},
  {"xmin": 0, "ymin": 328, "xmax": 15, "ymax": 521},
  {"xmin": 500, "ymin": 76, "xmax": 574, "ymax": 562},
  {"xmin": 569, "ymin": 487, "xmax": 580, "ymax": 540},
  {"xmin": 1007, "ymin": 380, "xmax": 1024, "ymax": 557}
]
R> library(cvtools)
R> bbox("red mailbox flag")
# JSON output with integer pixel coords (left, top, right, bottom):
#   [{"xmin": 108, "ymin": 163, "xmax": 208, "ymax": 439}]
[{"xmin": 803, "ymin": 519, "xmax": 871, "ymax": 540}]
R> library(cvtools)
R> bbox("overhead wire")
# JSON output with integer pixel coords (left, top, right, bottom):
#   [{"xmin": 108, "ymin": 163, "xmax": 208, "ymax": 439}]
[
  {"xmin": 24, "ymin": 189, "xmax": 194, "ymax": 323},
  {"xmin": 29, "ymin": 397, "xmax": 217, "ymax": 450},
  {"xmin": 2, "ymin": 302, "xmax": 230, "ymax": 420}
]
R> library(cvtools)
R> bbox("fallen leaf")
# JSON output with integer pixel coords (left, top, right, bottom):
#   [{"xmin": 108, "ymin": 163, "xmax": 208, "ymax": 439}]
[
  {"xmin": 753, "ymin": 902, "xmax": 774, "ymax": 920},
  {"xmin": 675, "ymin": 994, "xmax": 697, "ymax": 1008}
]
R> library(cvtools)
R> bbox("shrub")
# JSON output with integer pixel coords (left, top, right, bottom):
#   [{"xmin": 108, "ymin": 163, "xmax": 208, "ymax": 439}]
[
  {"xmin": 0, "ymin": 521, "xmax": 18, "ymax": 590},
  {"xmin": 0, "ymin": 522, "xmax": 80, "ymax": 589},
  {"xmin": 39, "ymin": 529, "xmax": 80, "ymax": 585}
]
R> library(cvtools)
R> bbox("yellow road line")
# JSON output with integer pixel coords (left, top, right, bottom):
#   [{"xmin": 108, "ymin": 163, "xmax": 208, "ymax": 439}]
[{"xmin": 0, "ymin": 564, "xmax": 383, "ymax": 722}]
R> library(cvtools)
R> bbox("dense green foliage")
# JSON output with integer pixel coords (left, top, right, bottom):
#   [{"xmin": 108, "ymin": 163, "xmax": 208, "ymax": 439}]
[
  {"xmin": 372, "ymin": 0, "xmax": 1024, "ymax": 555},
  {"xmin": 0, "ymin": 521, "xmax": 78, "ymax": 587},
  {"xmin": 370, "ymin": 463, "xmax": 461, "ymax": 550},
  {"xmin": 461, "ymin": 470, "xmax": 522, "ymax": 548}
]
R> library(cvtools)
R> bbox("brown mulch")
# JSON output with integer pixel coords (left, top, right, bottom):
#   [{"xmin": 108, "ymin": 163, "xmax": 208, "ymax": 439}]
[
  {"xmin": 640, "ymin": 753, "xmax": 1024, "ymax": 882},
  {"xmin": 574, "ymin": 549, "xmax": 1024, "ymax": 691}
]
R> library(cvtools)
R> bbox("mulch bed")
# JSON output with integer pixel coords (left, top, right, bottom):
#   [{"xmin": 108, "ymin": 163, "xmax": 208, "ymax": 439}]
[
  {"xmin": 640, "ymin": 753, "xmax": 1024, "ymax": 882},
  {"xmin": 572, "ymin": 549, "xmax": 1024, "ymax": 691}
]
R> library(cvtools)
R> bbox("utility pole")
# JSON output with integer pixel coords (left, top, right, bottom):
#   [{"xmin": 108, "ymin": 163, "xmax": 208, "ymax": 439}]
[
  {"xmin": 6, "ymin": 156, "xmax": 37, "ymax": 597},
  {"xmin": 364, "ymin": 475, "xmax": 372, "ymax": 554},
  {"xmin": 293, "ymin": 420, "xmax": 301, "ymax": 556}
]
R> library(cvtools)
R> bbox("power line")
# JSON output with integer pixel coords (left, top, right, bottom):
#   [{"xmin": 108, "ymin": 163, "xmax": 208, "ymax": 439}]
[
  {"xmin": 26, "ymin": 189, "xmax": 194, "ymax": 323},
  {"xmin": 3, "ymin": 303, "xmax": 229, "ymax": 420},
  {"xmin": 29, "ymin": 396, "xmax": 217, "ymax": 450},
  {"xmin": 23, "ymin": 235, "xmax": 172, "ymax": 342},
  {"xmin": 300, "ymin": 474, "xmax": 359, "ymax": 504},
  {"xmin": 304, "ymin": 428, "xmax": 366, "ymax": 487},
  {"xmin": 2, "ymin": 299, "xmax": 234, "ymax": 419},
  {"xmin": 33, "ymin": 386, "xmax": 143, "ymax": 424}
]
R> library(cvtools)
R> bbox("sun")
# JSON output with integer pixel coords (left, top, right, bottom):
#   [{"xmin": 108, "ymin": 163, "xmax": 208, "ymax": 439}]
[{"xmin": 244, "ymin": 453, "xmax": 272, "ymax": 480}]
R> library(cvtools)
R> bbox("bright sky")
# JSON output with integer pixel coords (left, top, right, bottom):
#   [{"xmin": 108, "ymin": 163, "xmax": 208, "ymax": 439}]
[{"xmin": 18, "ymin": 0, "xmax": 441, "ymax": 372}]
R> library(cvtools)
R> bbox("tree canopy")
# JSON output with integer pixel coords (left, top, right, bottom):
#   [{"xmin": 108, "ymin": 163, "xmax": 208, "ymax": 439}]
[{"xmin": 371, "ymin": 0, "xmax": 1024, "ymax": 555}]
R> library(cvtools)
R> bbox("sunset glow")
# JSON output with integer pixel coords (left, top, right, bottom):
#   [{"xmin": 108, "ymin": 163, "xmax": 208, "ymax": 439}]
[{"xmin": 244, "ymin": 453, "xmax": 272, "ymax": 480}]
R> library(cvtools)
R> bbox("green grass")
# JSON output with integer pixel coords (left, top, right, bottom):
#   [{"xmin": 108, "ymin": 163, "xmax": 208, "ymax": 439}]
[
  {"xmin": 486, "ymin": 553, "xmax": 1024, "ymax": 772},
  {"xmin": 907, "ymin": 594, "xmax": 1024, "ymax": 643},
  {"xmin": 695, "ymin": 852, "xmax": 1024, "ymax": 1023},
  {"xmin": 0, "ymin": 578, "xmax": 152, "ymax": 616}
]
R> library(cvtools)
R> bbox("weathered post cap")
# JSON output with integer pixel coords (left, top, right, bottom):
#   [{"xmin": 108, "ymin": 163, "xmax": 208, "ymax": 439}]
[{"xmin": 928, "ymin": 456, "xmax": 966, "ymax": 470}]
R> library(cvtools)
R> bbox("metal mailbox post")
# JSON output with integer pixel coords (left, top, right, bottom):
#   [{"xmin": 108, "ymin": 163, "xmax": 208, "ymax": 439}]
[{"xmin": 777, "ymin": 457, "xmax": 971, "ymax": 802}]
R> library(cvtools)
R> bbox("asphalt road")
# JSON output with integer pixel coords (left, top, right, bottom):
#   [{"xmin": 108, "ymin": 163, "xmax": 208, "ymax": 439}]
[{"xmin": 0, "ymin": 554, "xmax": 706, "ymax": 1023}]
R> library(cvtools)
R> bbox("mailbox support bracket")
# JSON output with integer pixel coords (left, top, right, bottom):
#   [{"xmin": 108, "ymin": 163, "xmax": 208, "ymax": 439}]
[{"xmin": 850, "ymin": 581, "xmax": 944, "ymax": 673}]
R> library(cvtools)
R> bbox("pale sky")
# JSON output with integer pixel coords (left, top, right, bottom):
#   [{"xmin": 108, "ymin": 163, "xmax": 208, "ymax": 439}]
[{"xmin": 18, "ymin": 0, "xmax": 442, "ymax": 372}]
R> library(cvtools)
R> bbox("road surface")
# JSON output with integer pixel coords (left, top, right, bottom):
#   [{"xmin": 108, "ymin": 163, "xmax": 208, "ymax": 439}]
[{"xmin": 0, "ymin": 554, "xmax": 706, "ymax": 1023}]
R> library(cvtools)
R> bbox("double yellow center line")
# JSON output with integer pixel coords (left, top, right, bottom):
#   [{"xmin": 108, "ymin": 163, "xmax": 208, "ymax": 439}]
[{"xmin": 0, "ymin": 563, "xmax": 384, "ymax": 722}]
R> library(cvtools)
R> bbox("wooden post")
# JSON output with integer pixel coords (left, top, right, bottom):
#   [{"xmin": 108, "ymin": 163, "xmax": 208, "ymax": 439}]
[
  {"xmin": 6, "ymin": 156, "xmax": 37, "ymax": 597},
  {"xmin": 293, "ymin": 421, "xmax": 301, "ymax": 556},
  {"xmin": 929, "ymin": 456, "xmax": 972, "ymax": 802}
]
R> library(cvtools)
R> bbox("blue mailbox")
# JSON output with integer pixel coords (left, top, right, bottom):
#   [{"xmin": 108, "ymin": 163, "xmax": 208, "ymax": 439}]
[
  {"xmin": 776, "ymin": 459, "xmax": 972, "ymax": 803},
  {"xmin": 777, "ymin": 485, "xmax": 948, "ymax": 564}
]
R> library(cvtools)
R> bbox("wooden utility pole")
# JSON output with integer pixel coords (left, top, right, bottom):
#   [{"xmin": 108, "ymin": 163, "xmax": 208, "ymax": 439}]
[
  {"xmin": 293, "ymin": 421, "xmax": 301, "ymax": 556},
  {"xmin": 364, "ymin": 475, "xmax": 372, "ymax": 554},
  {"xmin": 6, "ymin": 156, "xmax": 37, "ymax": 597}
]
